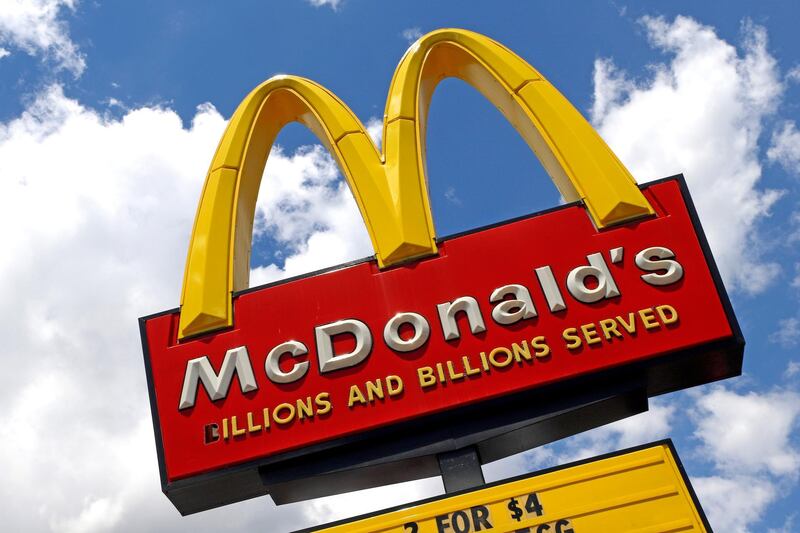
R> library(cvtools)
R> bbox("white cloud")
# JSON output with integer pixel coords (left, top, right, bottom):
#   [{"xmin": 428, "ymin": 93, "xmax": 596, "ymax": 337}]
[
  {"xmin": 768, "ymin": 514, "xmax": 797, "ymax": 533},
  {"xmin": 0, "ymin": 0, "xmax": 85, "ymax": 76},
  {"xmin": 0, "ymin": 84, "xmax": 375, "ymax": 532},
  {"xmin": 365, "ymin": 116, "xmax": 382, "ymax": 147},
  {"xmin": 592, "ymin": 16, "xmax": 784, "ymax": 294},
  {"xmin": 0, "ymin": 84, "xmax": 216, "ymax": 531},
  {"xmin": 304, "ymin": 477, "xmax": 442, "ymax": 525},
  {"xmin": 685, "ymin": 385, "xmax": 800, "ymax": 532},
  {"xmin": 786, "ymin": 361, "xmax": 800, "ymax": 379},
  {"xmin": 248, "ymin": 145, "xmax": 371, "ymax": 287},
  {"xmin": 789, "ymin": 212, "xmax": 800, "ymax": 245},
  {"xmin": 693, "ymin": 475, "xmax": 777, "ymax": 533},
  {"xmin": 788, "ymin": 65, "xmax": 800, "ymax": 83},
  {"xmin": 768, "ymin": 121, "xmax": 800, "ymax": 176},
  {"xmin": 306, "ymin": 0, "xmax": 342, "ymax": 10},
  {"xmin": 771, "ymin": 317, "xmax": 800, "ymax": 347},
  {"xmin": 401, "ymin": 26, "xmax": 423, "ymax": 43},
  {"xmin": 0, "ymin": 46, "xmax": 10, "ymax": 58},
  {"xmin": 248, "ymin": 116, "xmax": 384, "ymax": 287},
  {"xmin": 691, "ymin": 387, "xmax": 800, "ymax": 477},
  {"xmin": 444, "ymin": 185, "xmax": 462, "ymax": 206}
]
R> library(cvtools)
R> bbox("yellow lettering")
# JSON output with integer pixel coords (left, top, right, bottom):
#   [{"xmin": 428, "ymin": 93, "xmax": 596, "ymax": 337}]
[
  {"xmin": 262, "ymin": 407, "xmax": 271, "ymax": 429},
  {"xmin": 581, "ymin": 323, "xmax": 602, "ymax": 345},
  {"xmin": 639, "ymin": 308, "xmax": 659, "ymax": 330},
  {"xmin": 436, "ymin": 362, "xmax": 446, "ymax": 383},
  {"xmin": 463, "ymin": 355, "xmax": 481, "ymax": 376},
  {"xmin": 512, "ymin": 340, "xmax": 532, "ymax": 362},
  {"xmin": 656, "ymin": 304, "xmax": 679, "ymax": 325},
  {"xmin": 296, "ymin": 396, "xmax": 314, "ymax": 419},
  {"xmin": 246, "ymin": 411, "xmax": 262, "ymax": 432},
  {"xmin": 479, "ymin": 352, "xmax": 490, "ymax": 372},
  {"xmin": 366, "ymin": 380, "xmax": 384, "ymax": 402},
  {"xmin": 599, "ymin": 318, "xmax": 623, "ymax": 340},
  {"xmin": 616, "ymin": 313, "xmax": 636, "ymax": 334},
  {"xmin": 418, "ymin": 366, "xmax": 437, "ymax": 388},
  {"xmin": 231, "ymin": 415, "xmax": 246, "ymax": 437},
  {"xmin": 273, "ymin": 402, "xmax": 296, "ymax": 424},
  {"xmin": 348, "ymin": 385, "xmax": 367, "ymax": 407},
  {"xmin": 532, "ymin": 336, "xmax": 550, "ymax": 358},
  {"xmin": 563, "ymin": 327, "xmax": 582, "ymax": 350},
  {"xmin": 489, "ymin": 346, "xmax": 513, "ymax": 368},
  {"xmin": 222, "ymin": 417, "xmax": 229, "ymax": 440},
  {"xmin": 447, "ymin": 360, "xmax": 465, "ymax": 380},
  {"xmin": 315, "ymin": 392, "xmax": 332, "ymax": 415},
  {"xmin": 386, "ymin": 375, "xmax": 403, "ymax": 396}
]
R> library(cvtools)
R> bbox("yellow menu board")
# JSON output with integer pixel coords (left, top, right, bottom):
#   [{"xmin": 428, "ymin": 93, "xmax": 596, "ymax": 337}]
[{"xmin": 299, "ymin": 441, "xmax": 710, "ymax": 533}]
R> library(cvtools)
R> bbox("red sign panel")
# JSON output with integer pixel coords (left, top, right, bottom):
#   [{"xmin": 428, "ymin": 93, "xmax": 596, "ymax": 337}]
[{"xmin": 141, "ymin": 177, "xmax": 742, "ymax": 513}]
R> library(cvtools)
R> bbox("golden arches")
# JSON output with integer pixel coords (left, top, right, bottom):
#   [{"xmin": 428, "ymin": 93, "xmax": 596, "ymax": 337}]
[
  {"xmin": 178, "ymin": 28, "xmax": 654, "ymax": 339},
  {"xmin": 385, "ymin": 29, "xmax": 653, "ymax": 229}
]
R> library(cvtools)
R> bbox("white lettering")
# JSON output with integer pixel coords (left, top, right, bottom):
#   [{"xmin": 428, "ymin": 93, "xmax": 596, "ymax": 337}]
[
  {"xmin": 265, "ymin": 341, "xmax": 309, "ymax": 384},
  {"xmin": 179, "ymin": 346, "xmax": 257, "ymax": 410},
  {"xmin": 316, "ymin": 319, "xmax": 373, "ymax": 373},
  {"xmin": 635, "ymin": 246, "xmax": 684, "ymax": 286},
  {"xmin": 490, "ymin": 284, "xmax": 537, "ymax": 325},
  {"xmin": 436, "ymin": 297, "xmax": 486, "ymax": 341}
]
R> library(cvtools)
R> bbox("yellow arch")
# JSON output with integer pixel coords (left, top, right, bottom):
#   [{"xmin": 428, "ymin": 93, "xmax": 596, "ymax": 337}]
[{"xmin": 178, "ymin": 28, "xmax": 654, "ymax": 339}]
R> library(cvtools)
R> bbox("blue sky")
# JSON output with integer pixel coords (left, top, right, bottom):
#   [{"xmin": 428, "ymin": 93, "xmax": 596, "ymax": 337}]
[{"xmin": 1, "ymin": 1, "xmax": 799, "ymax": 532}]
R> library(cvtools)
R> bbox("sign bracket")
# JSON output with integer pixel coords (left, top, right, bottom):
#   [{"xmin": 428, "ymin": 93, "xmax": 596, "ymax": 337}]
[{"xmin": 437, "ymin": 446, "xmax": 485, "ymax": 494}]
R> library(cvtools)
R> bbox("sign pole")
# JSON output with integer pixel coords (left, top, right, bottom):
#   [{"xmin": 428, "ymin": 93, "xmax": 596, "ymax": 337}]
[{"xmin": 437, "ymin": 446, "xmax": 485, "ymax": 493}]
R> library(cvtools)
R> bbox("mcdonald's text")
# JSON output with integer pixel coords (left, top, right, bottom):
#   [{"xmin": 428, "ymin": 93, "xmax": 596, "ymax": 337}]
[{"xmin": 176, "ymin": 247, "xmax": 680, "ymax": 410}]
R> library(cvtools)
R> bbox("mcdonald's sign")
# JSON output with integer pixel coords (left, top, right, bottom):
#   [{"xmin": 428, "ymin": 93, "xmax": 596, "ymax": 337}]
[{"xmin": 140, "ymin": 29, "xmax": 743, "ymax": 515}]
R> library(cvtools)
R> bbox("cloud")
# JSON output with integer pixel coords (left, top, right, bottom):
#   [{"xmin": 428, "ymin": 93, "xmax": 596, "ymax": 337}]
[
  {"xmin": 789, "ymin": 212, "xmax": 800, "ymax": 245},
  {"xmin": 0, "ymin": 84, "xmax": 215, "ymax": 531},
  {"xmin": 771, "ymin": 317, "xmax": 800, "ymax": 347},
  {"xmin": 401, "ymin": 27, "xmax": 423, "ymax": 43},
  {"xmin": 248, "ymin": 115, "xmax": 385, "ymax": 287},
  {"xmin": 0, "ymin": 84, "xmax": 377, "ymax": 531},
  {"xmin": 0, "ymin": 46, "xmax": 10, "ymax": 58},
  {"xmin": 691, "ymin": 387, "xmax": 800, "ymax": 477},
  {"xmin": 303, "ymin": 477, "xmax": 442, "ymax": 526},
  {"xmin": 443, "ymin": 185, "xmax": 462, "ymax": 206},
  {"xmin": 768, "ymin": 121, "xmax": 800, "ymax": 176},
  {"xmin": 693, "ymin": 475, "xmax": 778, "ymax": 533},
  {"xmin": 0, "ymin": 0, "xmax": 85, "ymax": 76},
  {"xmin": 688, "ymin": 386, "xmax": 800, "ymax": 532},
  {"xmin": 305, "ymin": 0, "xmax": 342, "ymax": 11},
  {"xmin": 365, "ymin": 116, "xmax": 382, "ymax": 147},
  {"xmin": 768, "ymin": 514, "xmax": 797, "ymax": 533},
  {"xmin": 248, "ymin": 144, "xmax": 372, "ymax": 287},
  {"xmin": 592, "ymin": 16, "xmax": 784, "ymax": 294}
]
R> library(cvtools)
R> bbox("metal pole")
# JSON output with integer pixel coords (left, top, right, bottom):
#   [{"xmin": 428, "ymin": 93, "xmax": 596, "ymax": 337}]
[{"xmin": 437, "ymin": 446, "xmax": 486, "ymax": 494}]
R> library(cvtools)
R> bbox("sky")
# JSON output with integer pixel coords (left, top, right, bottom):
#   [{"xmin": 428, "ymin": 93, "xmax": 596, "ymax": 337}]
[{"xmin": 0, "ymin": 0, "xmax": 799, "ymax": 532}]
